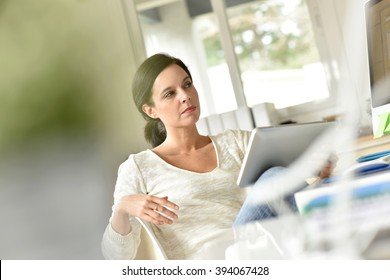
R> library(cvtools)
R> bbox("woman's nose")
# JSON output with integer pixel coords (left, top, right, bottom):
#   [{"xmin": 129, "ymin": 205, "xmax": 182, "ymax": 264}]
[
  {"xmin": 178, "ymin": 91, "xmax": 191, "ymax": 103},
  {"xmin": 181, "ymin": 96, "xmax": 191, "ymax": 103}
]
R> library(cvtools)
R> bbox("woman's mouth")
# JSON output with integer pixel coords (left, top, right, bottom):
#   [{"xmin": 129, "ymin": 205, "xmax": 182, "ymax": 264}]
[{"xmin": 182, "ymin": 106, "xmax": 196, "ymax": 114}]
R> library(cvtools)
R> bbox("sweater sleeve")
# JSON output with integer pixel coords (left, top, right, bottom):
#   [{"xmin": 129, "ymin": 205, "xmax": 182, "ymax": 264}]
[
  {"xmin": 101, "ymin": 155, "xmax": 145, "ymax": 259},
  {"xmin": 101, "ymin": 219, "xmax": 141, "ymax": 259}
]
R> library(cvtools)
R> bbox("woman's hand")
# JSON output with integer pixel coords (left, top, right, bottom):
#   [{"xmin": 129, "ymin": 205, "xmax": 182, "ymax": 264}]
[
  {"xmin": 112, "ymin": 194, "xmax": 179, "ymax": 235},
  {"xmin": 318, "ymin": 154, "xmax": 338, "ymax": 179},
  {"xmin": 119, "ymin": 194, "xmax": 179, "ymax": 224}
]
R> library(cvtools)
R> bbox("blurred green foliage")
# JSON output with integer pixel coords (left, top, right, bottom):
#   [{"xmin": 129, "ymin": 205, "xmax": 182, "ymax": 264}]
[
  {"xmin": 201, "ymin": 0, "xmax": 319, "ymax": 70},
  {"xmin": 0, "ymin": 0, "xmax": 111, "ymax": 154}
]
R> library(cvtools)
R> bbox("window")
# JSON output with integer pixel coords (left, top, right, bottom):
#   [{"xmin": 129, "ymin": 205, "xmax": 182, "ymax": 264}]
[{"xmin": 194, "ymin": 0, "xmax": 329, "ymax": 109}]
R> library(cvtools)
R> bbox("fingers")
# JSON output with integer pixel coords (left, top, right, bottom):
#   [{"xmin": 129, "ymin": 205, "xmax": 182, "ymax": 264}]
[
  {"xmin": 153, "ymin": 204, "xmax": 179, "ymax": 221},
  {"xmin": 318, "ymin": 154, "xmax": 338, "ymax": 179},
  {"xmin": 151, "ymin": 196, "xmax": 180, "ymax": 211},
  {"xmin": 145, "ymin": 195, "xmax": 179, "ymax": 226},
  {"xmin": 117, "ymin": 194, "xmax": 179, "ymax": 226},
  {"xmin": 147, "ymin": 209, "xmax": 175, "ymax": 226}
]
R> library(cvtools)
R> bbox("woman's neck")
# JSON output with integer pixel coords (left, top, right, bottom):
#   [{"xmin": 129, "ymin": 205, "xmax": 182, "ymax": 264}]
[{"xmin": 155, "ymin": 126, "xmax": 210, "ymax": 155}]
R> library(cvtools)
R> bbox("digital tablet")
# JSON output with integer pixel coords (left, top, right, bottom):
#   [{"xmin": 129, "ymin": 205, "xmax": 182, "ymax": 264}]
[{"xmin": 237, "ymin": 121, "xmax": 336, "ymax": 188}]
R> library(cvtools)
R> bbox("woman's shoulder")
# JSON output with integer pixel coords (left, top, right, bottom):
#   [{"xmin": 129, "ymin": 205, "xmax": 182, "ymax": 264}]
[
  {"xmin": 211, "ymin": 129, "xmax": 252, "ymax": 143},
  {"xmin": 119, "ymin": 150, "xmax": 154, "ymax": 170},
  {"xmin": 132, "ymin": 149, "xmax": 156, "ymax": 160},
  {"xmin": 210, "ymin": 129, "xmax": 252, "ymax": 158},
  {"xmin": 131, "ymin": 149, "xmax": 153, "ymax": 160}
]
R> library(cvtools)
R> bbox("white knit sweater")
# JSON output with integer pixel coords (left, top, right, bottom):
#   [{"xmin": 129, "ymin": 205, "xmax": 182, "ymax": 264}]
[{"xmin": 101, "ymin": 129, "xmax": 251, "ymax": 260}]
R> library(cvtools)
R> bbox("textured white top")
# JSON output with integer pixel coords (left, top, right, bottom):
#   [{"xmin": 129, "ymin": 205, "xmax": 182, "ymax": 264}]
[{"xmin": 101, "ymin": 129, "xmax": 251, "ymax": 260}]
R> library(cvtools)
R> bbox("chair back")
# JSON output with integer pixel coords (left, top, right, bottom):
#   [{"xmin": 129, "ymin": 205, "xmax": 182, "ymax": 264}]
[{"xmin": 134, "ymin": 218, "xmax": 168, "ymax": 260}]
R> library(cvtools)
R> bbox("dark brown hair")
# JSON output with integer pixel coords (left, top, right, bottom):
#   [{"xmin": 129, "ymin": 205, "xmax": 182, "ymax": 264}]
[{"xmin": 132, "ymin": 53, "xmax": 192, "ymax": 147}]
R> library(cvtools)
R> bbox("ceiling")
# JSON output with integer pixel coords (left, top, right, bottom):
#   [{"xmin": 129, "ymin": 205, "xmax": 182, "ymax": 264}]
[
  {"xmin": 185, "ymin": 0, "xmax": 254, "ymax": 17},
  {"xmin": 137, "ymin": 0, "xmax": 255, "ymax": 21}
]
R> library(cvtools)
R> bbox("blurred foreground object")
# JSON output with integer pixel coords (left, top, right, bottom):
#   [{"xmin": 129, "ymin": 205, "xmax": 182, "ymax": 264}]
[{"xmin": 0, "ymin": 0, "xmax": 143, "ymax": 259}]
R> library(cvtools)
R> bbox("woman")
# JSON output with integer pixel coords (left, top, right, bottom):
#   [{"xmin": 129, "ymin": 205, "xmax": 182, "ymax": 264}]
[{"xmin": 101, "ymin": 53, "xmax": 331, "ymax": 260}]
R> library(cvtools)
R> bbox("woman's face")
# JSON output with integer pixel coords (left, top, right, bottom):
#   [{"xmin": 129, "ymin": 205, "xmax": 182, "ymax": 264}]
[{"xmin": 143, "ymin": 64, "xmax": 201, "ymax": 129}]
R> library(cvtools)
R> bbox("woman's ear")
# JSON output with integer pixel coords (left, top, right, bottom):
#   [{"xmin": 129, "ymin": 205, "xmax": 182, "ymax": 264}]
[{"xmin": 142, "ymin": 104, "xmax": 157, "ymax": 119}]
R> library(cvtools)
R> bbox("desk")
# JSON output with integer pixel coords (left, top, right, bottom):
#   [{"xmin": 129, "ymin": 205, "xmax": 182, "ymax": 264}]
[
  {"xmin": 295, "ymin": 134, "xmax": 390, "ymax": 213},
  {"xmin": 354, "ymin": 135, "xmax": 390, "ymax": 157},
  {"xmin": 292, "ymin": 134, "xmax": 390, "ymax": 259},
  {"xmin": 328, "ymin": 134, "xmax": 390, "ymax": 173}
]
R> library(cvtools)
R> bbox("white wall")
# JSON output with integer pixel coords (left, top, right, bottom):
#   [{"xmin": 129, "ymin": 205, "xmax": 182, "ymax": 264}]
[
  {"xmin": 301, "ymin": 0, "xmax": 372, "ymax": 130},
  {"xmin": 141, "ymin": 1, "xmax": 216, "ymax": 117}
]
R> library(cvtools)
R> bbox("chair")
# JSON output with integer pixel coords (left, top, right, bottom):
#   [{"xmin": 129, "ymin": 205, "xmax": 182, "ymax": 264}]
[{"xmin": 134, "ymin": 218, "xmax": 168, "ymax": 260}]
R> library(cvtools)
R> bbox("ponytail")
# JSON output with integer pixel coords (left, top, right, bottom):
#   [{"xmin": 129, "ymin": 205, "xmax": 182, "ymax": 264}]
[{"xmin": 144, "ymin": 118, "xmax": 166, "ymax": 148}]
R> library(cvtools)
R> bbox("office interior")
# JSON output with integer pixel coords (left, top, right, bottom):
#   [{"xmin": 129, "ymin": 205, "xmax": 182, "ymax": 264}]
[{"xmin": 1, "ymin": 0, "xmax": 390, "ymax": 259}]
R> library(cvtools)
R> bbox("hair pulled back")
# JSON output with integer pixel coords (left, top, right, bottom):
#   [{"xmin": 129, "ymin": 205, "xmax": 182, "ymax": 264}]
[{"xmin": 132, "ymin": 53, "xmax": 192, "ymax": 147}]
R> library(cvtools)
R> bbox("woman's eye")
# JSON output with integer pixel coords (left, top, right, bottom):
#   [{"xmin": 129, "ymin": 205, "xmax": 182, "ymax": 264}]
[
  {"xmin": 184, "ymin": 81, "xmax": 192, "ymax": 88},
  {"xmin": 164, "ymin": 91, "xmax": 174, "ymax": 98}
]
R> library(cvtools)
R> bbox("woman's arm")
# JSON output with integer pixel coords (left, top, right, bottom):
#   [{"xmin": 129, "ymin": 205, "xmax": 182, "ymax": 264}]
[
  {"xmin": 101, "ymin": 155, "xmax": 179, "ymax": 259},
  {"xmin": 101, "ymin": 216, "xmax": 141, "ymax": 260},
  {"xmin": 101, "ymin": 194, "xmax": 179, "ymax": 259}
]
